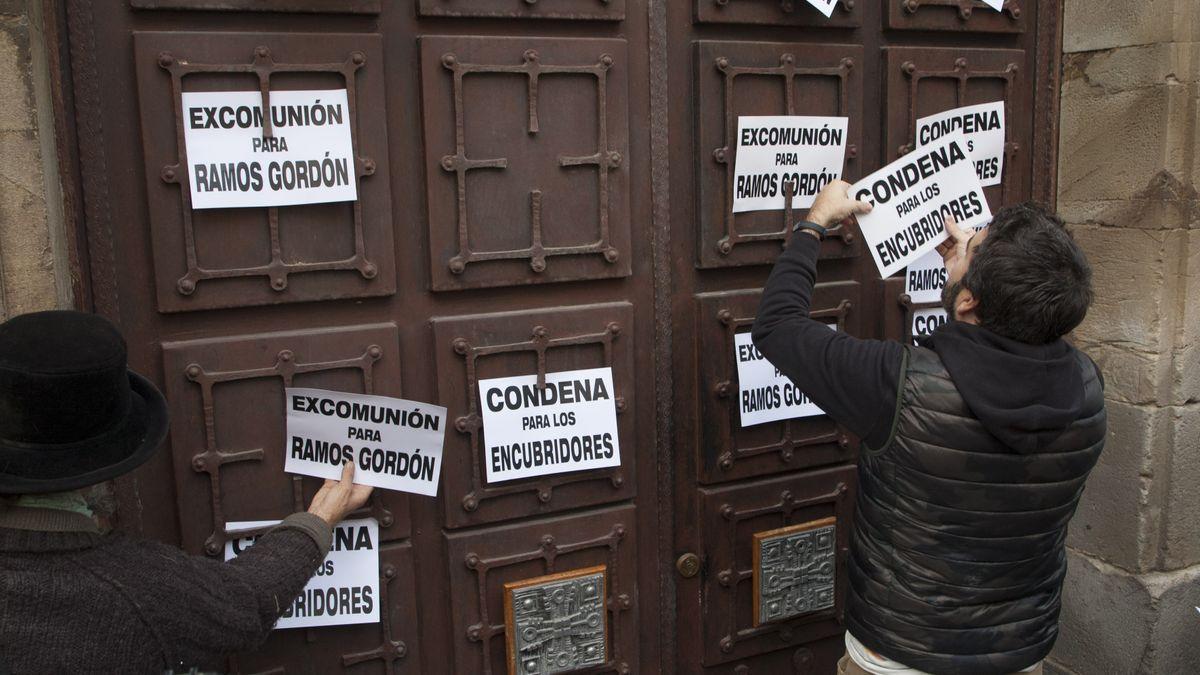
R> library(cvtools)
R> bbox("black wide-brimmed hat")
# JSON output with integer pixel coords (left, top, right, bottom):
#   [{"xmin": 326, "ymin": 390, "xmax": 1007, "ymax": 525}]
[{"xmin": 0, "ymin": 310, "xmax": 168, "ymax": 494}]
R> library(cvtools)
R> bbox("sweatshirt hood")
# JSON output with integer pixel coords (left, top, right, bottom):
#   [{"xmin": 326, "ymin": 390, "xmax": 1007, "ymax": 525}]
[{"xmin": 922, "ymin": 321, "xmax": 1086, "ymax": 454}]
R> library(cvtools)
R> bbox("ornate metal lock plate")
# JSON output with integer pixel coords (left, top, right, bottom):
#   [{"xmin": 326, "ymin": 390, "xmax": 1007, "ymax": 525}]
[
  {"xmin": 504, "ymin": 565, "xmax": 608, "ymax": 674},
  {"xmin": 752, "ymin": 517, "xmax": 837, "ymax": 626}
]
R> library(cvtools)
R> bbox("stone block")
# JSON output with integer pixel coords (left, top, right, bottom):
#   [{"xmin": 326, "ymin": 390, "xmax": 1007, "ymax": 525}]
[
  {"xmin": 0, "ymin": 128, "xmax": 56, "ymax": 316},
  {"xmin": 1059, "ymin": 85, "xmax": 1170, "ymax": 205},
  {"xmin": 1174, "ymin": 231, "xmax": 1200, "ymax": 404},
  {"xmin": 1161, "ymin": 405, "xmax": 1200, "ymax": 569},
  {"xmin": 1052, "ymin": 549, "xmax": 1200, "ymax": 674},
  {"xmin": 1073, "ymin": 342, "xmax": 1168, "ymax": 406},
  {"xmin": 1067, "ymin": 401, "xmax": 1169, "ymax": 572},
  {"xmin": 1069, "ymin": 225, "xmax": 1171, "ymax": 353},
  {"xmin": 0, "ymin": 12, "xmax": 35, "ymax": 132},
  {"xmin": 1063, "ymin": 0, "xmax": 1177, "ymax": 53}
]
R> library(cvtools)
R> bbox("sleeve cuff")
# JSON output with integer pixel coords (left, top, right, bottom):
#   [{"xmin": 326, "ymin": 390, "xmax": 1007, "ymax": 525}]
[
  {"xmin": 787, "ymin": 224, "xmax": 823, "ymax": 253},
  {"xmin": 274, "ymin": 512, "xmax": 333, "ymax": 557}
]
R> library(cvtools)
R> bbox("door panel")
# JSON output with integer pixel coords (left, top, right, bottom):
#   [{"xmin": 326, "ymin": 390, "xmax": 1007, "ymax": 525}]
[
  {"xmin": 885, "ymin": 0, "xmax": 1027, "ymax": 33},
  {"xmin": 883, "ymin": 47, "xmax": 1032, "ymax": 212},
  {"xmin": 444, "ymin": 504, "xmax": 639, "ymax": 674},
  {"xmin": 133, "ymin": 32, "xmax": 395, "ymax": 312},
  {"xmin": 696, "ymin": 466, "xmax": 855, "ymax": 666},
  {"xmin": 417, "ymin": 0, "xmax": 626, "ymax": 21},
  {"xmin": 419, "ymin": 36, "xmax": 632, "ymax": 291},
  {"xmin": 694, "ymin": 41, "xmax": 864, "ymax": 269},
  {"xmin": 431, "ymin": 303, "xmax": 636, "ymax": 529},
  {"xmin": 693, "ymin": 284, "xmax": 860, "ymax": 484},
  {"xmin": 695, "ymin": 0, "xmax": 862, "ymax": 27},
  {"xmin": 130, "ymin": 0, "xmax": 381, "ymax": 12}
]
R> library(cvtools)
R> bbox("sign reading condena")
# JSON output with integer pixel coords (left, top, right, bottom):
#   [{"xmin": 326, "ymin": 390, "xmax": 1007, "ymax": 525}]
[
  {"xmin": 734, "ymin": 328, "xmax": 832, "ymax": 427},
  {"xmin": 850, "ymin": 132, "xmax": 991, "ymax": 278},
  {"xmin": 478, "ymin": 367, "xmax": 620, "ymax": 483},
  {"xmin": 181, "ymin": 89, "xmax": 357, "ymax": 209},
  {"xmin": 911, "ymin": 307, "xmax": 948, "ymax": 344},
  {"xmin": 225, "ymin": 518, "xmax": 379, "ymax": 629},
  {"xmin": 732, "ymin": 116, "xmax": 848, "ymax": 213},
  {"xmin": 284, "ymin": 388, "xmax": 446, "ymax": 496},
  {"xmin": 917, "ymin": 101, "xmax": 1006, "ymax": 188}
]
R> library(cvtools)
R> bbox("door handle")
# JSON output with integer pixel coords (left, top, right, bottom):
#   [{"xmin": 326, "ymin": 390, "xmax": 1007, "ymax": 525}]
[{"xmin": 675, "ymin": 552, "xmax": 701, "ymax": 578}]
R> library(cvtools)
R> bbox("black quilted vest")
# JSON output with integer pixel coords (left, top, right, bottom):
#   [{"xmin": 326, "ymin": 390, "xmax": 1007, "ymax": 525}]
[{"xmin": 846, "ymin": 345, "xmax": 1106, "ymax": 675}]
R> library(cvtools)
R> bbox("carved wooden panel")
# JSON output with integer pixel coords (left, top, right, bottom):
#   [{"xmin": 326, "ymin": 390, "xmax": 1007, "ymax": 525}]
[
  {"xmin": 445, "ymin": 505, "xmax": 638, "ymax": 675},
  {"xmin": 885, "ymin": 0, "xmax": 1027, "ymax": 33},
  {"xmin": 884, "ymin": 47, "xmax": 1030, "ymax": 220},
  {"xmin": 161, "ymin": 323, "xmax": 408, "ymax": 557},
  {"xmin": 694, "ymin": 283, "xmax": 860, "ymax": 485},
  {"xmin": 133, "ymin": 32, "xmax": 394, "ymax": 312},
  {"xmin": 695, "ymin": 41, "xmax": 864, "ymax": 269},
  {"xmin": 420, "ymin": 36, "xmax": 632, "ymax": 290},
  {"xmin": 130, "ymin": 0, "xmax": 379, "ymax": 11},
  {"xmin": 418, "ymin": 0, "xmax": 625, "ymax": 20},
  {"xmin": 697, "ymin": 466, "xmax": 854, "ymax": 666},
  {"xmin": 696, "ymin": 0, "xmax": 861, "ymax": 27},
  {"xmin": 752, "ymin": 518, "xmax": 837, "ymax": 626},
  {"xmin": 229, "ymin": 542, "xmax": 420, "ymax": 674},
  {"xmin": 432, "ymin": 303, "xmax": 635, "ymax": 529}
]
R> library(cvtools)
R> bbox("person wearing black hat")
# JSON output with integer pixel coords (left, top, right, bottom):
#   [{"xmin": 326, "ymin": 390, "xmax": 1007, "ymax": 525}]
[{"xmin": 0, "ymin": 310, "xmax": 373, "ymax": 674}]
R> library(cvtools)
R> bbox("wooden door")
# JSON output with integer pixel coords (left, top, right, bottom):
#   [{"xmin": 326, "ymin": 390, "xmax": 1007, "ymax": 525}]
[{"xmin": 56, "ymin": 0, "xmax": 1060, "ymax": 672}]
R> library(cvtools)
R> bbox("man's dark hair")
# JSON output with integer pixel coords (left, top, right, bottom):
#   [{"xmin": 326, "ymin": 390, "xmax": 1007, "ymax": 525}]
[{"xmin": 960, "ymin": 202, "xmax": 1093, "ymax": 345}]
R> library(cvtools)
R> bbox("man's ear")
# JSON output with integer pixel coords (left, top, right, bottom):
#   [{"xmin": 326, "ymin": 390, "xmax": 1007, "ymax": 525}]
[{"xmin": 956, "ymin": 287, "xmax": 980, "ymax": 321}]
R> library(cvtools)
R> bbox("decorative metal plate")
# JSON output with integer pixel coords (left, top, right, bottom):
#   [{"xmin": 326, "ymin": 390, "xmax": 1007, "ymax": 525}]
[
  {"xmin": 504, "ymin": 565, "xmax": 608, "ymax": 675},
  {"xmin": 752, "ymin": 517, "xmax": 837, "ymax": 626}
]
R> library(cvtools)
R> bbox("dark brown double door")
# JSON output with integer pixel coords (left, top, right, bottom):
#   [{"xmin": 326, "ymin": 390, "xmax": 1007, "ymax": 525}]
[{"xmin": 59, "ymin": 0, "xmax": 1058, "ymax": 672}]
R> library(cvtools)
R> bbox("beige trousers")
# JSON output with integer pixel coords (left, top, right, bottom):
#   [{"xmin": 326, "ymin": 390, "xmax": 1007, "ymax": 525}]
[{"xmin": 836, "ymin": 653, "xmax": 1044, "ymax": 675}]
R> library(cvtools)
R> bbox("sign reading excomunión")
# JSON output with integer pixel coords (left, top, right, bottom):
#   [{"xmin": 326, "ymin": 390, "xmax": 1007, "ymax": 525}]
[
  {"xmin": 285, "ymin": 388, "xmax": 447, "ymax": 496},
  {"xmin": 181, "ymin": 89, "xmax": 357, "ymax": 209}
]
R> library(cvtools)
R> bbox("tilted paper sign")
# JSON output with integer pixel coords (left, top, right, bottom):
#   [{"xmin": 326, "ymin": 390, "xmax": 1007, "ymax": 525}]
[
  {"xmin": 181, "ymin": 89, "xmax": 357, "ymax": 210},
  {"xmin": 850, "ymin": 132, "xmax": 991, "ymax": 278},
  {"xmin": 732, "ymin": 116, "xmax": 849, "ymax": 213},
  {"xmin": 981, "ymin": 0, "xmax": 1004, "ymax": 10},
  {"xmin": 917, "ymin": 101, "xmax": 1006, "ymax": 188},
  {"xmin": 735, "ymin": 330, "xmax": 831, "ymax": 427},
  {"xmin": 911, "ymin": 307, "xmax": 948, "ymax": 345},
  {"xmin": 805, "ymin": 0, "xmax": 838, "ymax": 18},
  {"xmin": 905, "ymin": 248, "xmax": 948, "ymax": 305},
  {"xmin": 285, "ymin": 388, "xmax": 447, "ymax": 496},
  {"xmin": 225, "ymin": 518, "xmax": 380, "ymax": 629},
  {"xmin": 478, "ymin": 367, "xmax": 621, "ymax": 483}
]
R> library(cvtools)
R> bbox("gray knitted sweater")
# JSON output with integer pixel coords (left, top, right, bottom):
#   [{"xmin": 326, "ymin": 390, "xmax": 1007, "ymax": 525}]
[{"xmin": 0, "ymin": 505, "xmax": 332, "ymax": 674}]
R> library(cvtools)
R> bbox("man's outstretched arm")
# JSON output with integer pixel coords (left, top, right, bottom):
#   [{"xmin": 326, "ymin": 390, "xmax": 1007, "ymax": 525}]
[{"xmin": 751, "ymin": 180, "xmax": 905, "ymax": 451}]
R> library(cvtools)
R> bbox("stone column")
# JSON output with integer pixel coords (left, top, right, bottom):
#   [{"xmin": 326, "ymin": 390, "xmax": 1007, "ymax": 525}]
[
  {"xmin": 1053, "ymin": 1, "xmax": 1199, "ymax": 673},
  {"xmin": 0, "ymin": 0, "xmax": 70, "ymax": 317}
]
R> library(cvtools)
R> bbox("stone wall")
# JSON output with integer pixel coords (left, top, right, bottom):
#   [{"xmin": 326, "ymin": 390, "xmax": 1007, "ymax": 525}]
[
  {"xmin": 1054, "ymin": 1, "xmax": 1199, "ymax": 673},
  {"xmin": 0, "ymin": 0, "xmax": 69, "ymax": 318}
]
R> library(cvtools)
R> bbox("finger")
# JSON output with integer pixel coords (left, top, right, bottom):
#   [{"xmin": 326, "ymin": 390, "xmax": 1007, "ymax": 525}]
[
  {"xmin": 850, "ymin": 199, "xmax": 873, "ymax": 215},
  {"xmin": 944, "ymin": 215, "xmax": 969, "ymax": 244},
  {"xmin": 338, "ymin": 459, "xmax": 355, "ymax": 486}
]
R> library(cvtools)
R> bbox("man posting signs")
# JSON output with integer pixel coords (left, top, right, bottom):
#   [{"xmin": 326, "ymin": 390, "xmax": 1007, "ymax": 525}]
[{"xmin": 850, "ymin": 132, "xmax": 991, "ymax": 278}]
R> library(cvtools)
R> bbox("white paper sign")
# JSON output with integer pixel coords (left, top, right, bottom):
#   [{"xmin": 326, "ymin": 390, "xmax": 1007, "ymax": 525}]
[
  {"xmin": 981, "ymin": 0, "xmax": 1004, "ymax": 10},
  {"xmin": 805, "ymin": 0, "xmax": 838, "ymax": 18},
  {"xmin": 285, "ymin": 388, "xmax": 446, "ymax": 496},
  {"xmin": 732, "ymin": 116, "xmax": 849, "ymax": 213},
  {"xmin": 905, "ymin": 248, "xmax": 948, "ymax": 305},
  {"xmin": 225, "ymin": 518, "xmax": 380, "ymax": 629},
  {"xmin": 851, "ymin": 132, "xmax": 991, "ymax": 278},
  {"xmin": 182, "ymin": 89, "xmax": 357, "ymax": 210},
  {"xmin": 917, "ymin": 101, "xmax": 1006, "ymax": 187},
  {"xmin": 478, "ymin": 367, "xmax": 620, "ymax": 483},
  {"xmin": 734, "ymin": 329, "xmax": 832, "ymax": 427},
  {"xmin": 911, "ymin": 307, "xmax": 948, "ymax": 344}
]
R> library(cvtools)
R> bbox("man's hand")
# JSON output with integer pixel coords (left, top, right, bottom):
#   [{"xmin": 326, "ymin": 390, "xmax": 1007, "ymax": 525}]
[
  {"xmin": 805, "ymin": 179, "xmax": 873, "ymax": 229},
  {"xmin": 934, "ymin": 215, "xmax": 973, "ymax": 280},
  {"xmin": 307, "ymin": 461, "xmax": 373, "ymax": 527}
]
